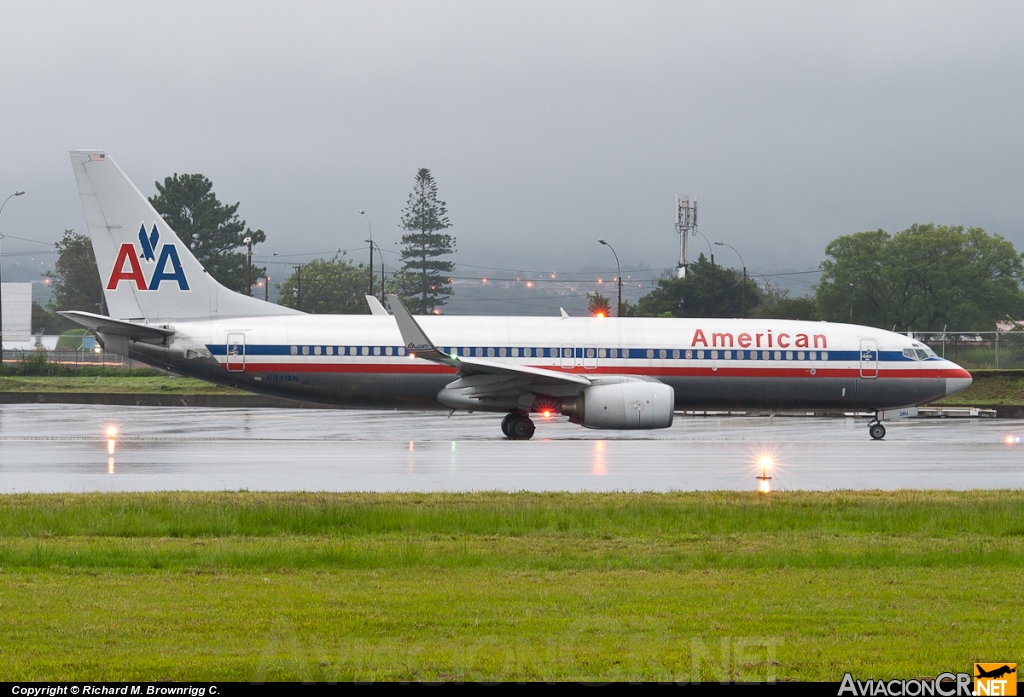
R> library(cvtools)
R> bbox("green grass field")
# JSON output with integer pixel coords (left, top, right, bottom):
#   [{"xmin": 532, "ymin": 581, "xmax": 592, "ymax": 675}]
[
  {"xmin": 0, "ymin": 491, "xmax": 1021, "ymax": 681},
  {"xmin": 0, "ymin": 375, "xmax": 240, "ymax": 394}
]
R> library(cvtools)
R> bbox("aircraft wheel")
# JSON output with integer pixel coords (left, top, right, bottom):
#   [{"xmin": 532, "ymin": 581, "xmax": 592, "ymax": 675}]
[
  {"xmin": 869, "ymin": 423, "xmax": 886, "ymax": 441},
  {"xmin": 508, "ymin": 414, "xmax": 536, "ymax": 440},
  {"xmin": 500, "ymin": 413, "xmax": 514, "ymax": 437}
]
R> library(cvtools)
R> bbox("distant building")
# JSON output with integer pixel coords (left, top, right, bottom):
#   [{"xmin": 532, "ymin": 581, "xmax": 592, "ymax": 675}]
[{"xmin": 0, "ymin": 282, "xmax": 32, "ymax": 345}]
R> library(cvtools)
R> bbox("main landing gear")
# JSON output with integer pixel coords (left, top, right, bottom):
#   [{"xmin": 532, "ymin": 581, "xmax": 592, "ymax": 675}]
[
  {"xmin": 868, "ymin": 415, "xmax": 886, "ymax": 441},
  {"xmin": 501, "ymin": 411, "xmax": 536, "ymax": 440}
]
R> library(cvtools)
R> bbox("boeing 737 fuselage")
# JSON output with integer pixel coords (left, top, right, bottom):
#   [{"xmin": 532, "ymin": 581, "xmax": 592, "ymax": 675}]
[{"xmin": 62, "ymin": 151, "xmax": 972, "ymax": 440}]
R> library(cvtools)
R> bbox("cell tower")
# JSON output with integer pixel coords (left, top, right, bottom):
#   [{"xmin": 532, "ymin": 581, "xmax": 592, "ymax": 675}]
[{"xmin": 675, "ymin": 195, "xmax": 697, "ymax": 278}]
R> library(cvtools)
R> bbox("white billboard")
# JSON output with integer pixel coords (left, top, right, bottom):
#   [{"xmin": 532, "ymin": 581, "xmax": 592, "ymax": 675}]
[{"xmin": 1, "ymin": 282, "xmax": 32, "ymax": 343}]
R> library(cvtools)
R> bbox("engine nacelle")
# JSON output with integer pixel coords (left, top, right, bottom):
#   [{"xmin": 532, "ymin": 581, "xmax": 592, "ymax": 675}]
[{"xmin": 562, "ymin": 382, "xmax": 675, "ymax": 430}]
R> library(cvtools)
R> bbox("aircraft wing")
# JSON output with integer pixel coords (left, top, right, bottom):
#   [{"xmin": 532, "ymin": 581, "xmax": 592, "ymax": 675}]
[
  {"xmin": 59, "ymin": 310, "xmax": 174, "ymax": 343},
  {"xmin": 385, "ymin": 294, "xmax": 590, "ymax": 388}
]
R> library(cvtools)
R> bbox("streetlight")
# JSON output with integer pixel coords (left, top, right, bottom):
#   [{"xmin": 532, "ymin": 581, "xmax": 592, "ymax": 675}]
[
  {"xmin": 366, "ymin": 238, "xmax": 384, "ymax": 302},
  {"xmin": 598, "ymin": 239, "xmax": 622, "ymax": 317},
  {"xmin": 359, "ymin": 210, "xmax": 375, "ymax": 297},
  {"xmin": 243, "ymin": 236, "xmax": 253, "ymax": 296},
  {"xmin": 714, "ymin": 241, "xmax": 747, "ymax": 317},
  {"xmin": 264, "ymin": 251, "xmax": 278, "ymax": 301},
  {"xmin": 689, "ymin": 229, "xmax": 715, "ymax": 317},
  {"xmin": 849, "ymin": 283, "xmax": 854, "ymax": 323},
  {"xmin": 0, "ymin": 190, "xmax": 26, "ymax": 351}
]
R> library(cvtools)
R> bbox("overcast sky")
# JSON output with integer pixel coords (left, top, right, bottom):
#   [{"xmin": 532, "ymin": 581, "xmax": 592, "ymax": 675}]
[{"xmin": 1, "ymin": 1, "xmax": 1022, "ymax": 290}]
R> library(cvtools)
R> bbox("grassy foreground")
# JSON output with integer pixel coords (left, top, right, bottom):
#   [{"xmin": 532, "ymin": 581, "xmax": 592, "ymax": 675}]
[
  {"xmin": 0, "ymin": 491, "xmax": 1021, "ymax": 682},
  {"xmin": 0, "ymin": 375, "xmax": 241, "ymax": 394}
]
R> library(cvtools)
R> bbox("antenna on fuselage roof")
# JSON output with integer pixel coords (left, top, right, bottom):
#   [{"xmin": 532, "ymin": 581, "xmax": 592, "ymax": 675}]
[{"xmin": 675, "ymin": 195, "xmax": 698, "ymax": 279}]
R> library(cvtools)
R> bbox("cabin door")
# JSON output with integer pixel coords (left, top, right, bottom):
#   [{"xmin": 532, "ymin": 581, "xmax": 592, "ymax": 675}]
[
  {"xmin": 226, "ymin": 332, "xmax": 246, "ymax": 372},
  {"xmin": 859, "ymin": 339, "xmax": 878, "ymax": 379}
]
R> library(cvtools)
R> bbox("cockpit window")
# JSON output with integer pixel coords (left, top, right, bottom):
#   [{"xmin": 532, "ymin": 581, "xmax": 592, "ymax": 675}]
[{"xmin": 905, "ymin": 345, "xmax": 938, "ymax": 360}]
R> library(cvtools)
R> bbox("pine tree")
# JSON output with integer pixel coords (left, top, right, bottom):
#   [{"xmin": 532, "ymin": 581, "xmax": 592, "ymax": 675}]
[
  {"xmin": 398, "ymin": 169, "xmax": 455, "ymax": 314},
  {"xmin": 46, "ymin": 229, "xmax": 104, "ymax": 313}
]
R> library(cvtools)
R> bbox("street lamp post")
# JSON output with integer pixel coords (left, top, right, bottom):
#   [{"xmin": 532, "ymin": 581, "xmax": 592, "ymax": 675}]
[
  {"xmin": 264, "ymin": 251, "xmax": 278, "ymax": 302},
  {"xmin": 243, "ymin": 236, "xmax": 253, "ymax": 296},
  {"xmin": 849, "ymin": 283, "xmax": 854, "ymax": 323},
  {"xmin": 0, "ymin": 190, "xmax": 26, "ymax": 351},
  {"xmin": 598, "ymin": 239, "xmax": 622, "ymax": 317},
  {"xmin": 359, "ymin": 210, "xmax": 374, "ymax": 297},
  {"xmin": 366, "ymin": 239, "xmax": 384, "ymax": 302},
  {"xmin": 689, "ymin": 229, "xmax": 715, "ymax": 317},
  {"xmin": 714, "ymin": 241, "xmax": 747, "ymax": 317}
]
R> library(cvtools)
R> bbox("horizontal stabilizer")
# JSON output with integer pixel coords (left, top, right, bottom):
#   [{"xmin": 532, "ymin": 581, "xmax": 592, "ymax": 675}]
[{"xmin": 59, "ymin": 310, "xmax": 174, "ymax": 343}]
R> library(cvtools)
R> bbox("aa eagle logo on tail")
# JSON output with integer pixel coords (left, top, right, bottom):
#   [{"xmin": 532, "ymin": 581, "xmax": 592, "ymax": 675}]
[{"xmin": 106, "ymin": 222, "xmax": 190, "ymax": 291}]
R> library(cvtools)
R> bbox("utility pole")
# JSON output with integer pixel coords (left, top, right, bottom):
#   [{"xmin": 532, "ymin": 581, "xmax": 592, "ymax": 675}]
[
  {"xmin": 710, "ymin": 252, "xmax": 716, "ymax": 317},
  {"xmin": 243, "ymin": 236, "xmax": 253, "ymax": 296},
  {"xmin": 0, "ymin": 191, "xmax": 26, "ymax": 351},
  {"xmin": 292, "ymin": 264, "xmax": 303, "ymax": 311}
]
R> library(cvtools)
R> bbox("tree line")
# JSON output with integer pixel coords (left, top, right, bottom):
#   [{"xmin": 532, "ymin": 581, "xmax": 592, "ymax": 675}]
[{"xmin": 42, "ymin": 169, "xmax": 1024, "ymax": 331}]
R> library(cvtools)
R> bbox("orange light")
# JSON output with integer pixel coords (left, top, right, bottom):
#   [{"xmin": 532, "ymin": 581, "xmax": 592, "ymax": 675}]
[
  {"xmin": 595, "ymin": 312, "xmax": 605, "ymax": 318},
  {"xmin": 482, "ymin": 278, "xmax": 487, "ymax": 283},
  {"xmin": 1005, "ymin": 435, "xmax": 1016, "ymax": 445},
  {"xmin": 542, "ymin": 410, "xmax": 552, "ymax": 418},
  {"xmin": 526, "ymin": 281, "xmax": 533, "ymax": 288},
  {"xmin": 409, "ymin": 353, "xmax": 416, "ymax": 359},
  {"xmin": 106, "ymin": 426, "xmax": 117, "ymax": 438}
]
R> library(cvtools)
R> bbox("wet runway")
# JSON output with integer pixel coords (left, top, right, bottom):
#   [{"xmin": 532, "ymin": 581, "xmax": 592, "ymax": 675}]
[{"xmin": 0, "ymin": 405, "xmax": 1021, "ymax": 493}]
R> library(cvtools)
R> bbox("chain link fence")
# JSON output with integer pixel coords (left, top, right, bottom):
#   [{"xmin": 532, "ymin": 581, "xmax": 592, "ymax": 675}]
[
  {"xmin": 911, "ymin": 331, "xmax": 1024, "ymax": 369},
  {"xmin": 1, "ymin": 348, "xmax": 139, "ymax": 373}
]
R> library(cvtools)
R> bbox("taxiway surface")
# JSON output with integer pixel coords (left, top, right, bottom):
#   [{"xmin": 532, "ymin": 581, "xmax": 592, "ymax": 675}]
[{"xmin": 0, "ymin": 405, "xmax": 1020, "ymax": 492}]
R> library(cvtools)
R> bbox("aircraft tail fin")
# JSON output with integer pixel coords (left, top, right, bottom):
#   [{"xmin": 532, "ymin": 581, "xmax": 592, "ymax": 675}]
[{"xmin": 69, "ymin": 150, "xmax": 300, "ymax": 322}]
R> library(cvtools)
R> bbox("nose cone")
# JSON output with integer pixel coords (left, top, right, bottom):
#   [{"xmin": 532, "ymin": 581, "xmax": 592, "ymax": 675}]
[{"xmin": 945, "ymin": 365, "xmax": 973, "ymax": 398}]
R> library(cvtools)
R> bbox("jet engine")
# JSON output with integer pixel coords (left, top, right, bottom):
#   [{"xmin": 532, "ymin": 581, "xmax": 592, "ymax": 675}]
[{"xmin": 561, "ymin": 381, "xmax": 674, "ymax": 430}]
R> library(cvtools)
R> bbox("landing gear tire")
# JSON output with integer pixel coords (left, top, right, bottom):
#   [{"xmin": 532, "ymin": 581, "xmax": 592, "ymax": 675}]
[
  {"xmin": 505, "ymin": 413, "xmax": 536, "ymax": 440},
  {"xmin": 500, "ymin": 413, "xmax": 514, "ymax": 437},
  {"xmin": 869, "ymin": 422, "xmax": 886, "ymax": 441}
]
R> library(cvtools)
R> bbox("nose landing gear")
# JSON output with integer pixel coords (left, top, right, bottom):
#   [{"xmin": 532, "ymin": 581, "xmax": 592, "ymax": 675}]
[
  {"xmin": 501, "ymin": 411, "xmax": 536, "ymax": 440},
  {"xmin": 868, "ymin": 418, "xmax": 886, "ymax": 441}
]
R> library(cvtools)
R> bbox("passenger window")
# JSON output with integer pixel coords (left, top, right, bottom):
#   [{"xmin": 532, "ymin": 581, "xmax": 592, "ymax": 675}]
[
  {"xmin": 711, "ymin": 350, "xmax": 718, "ymax": 360},
  {"xmin": 586, "ymin": 348, "xmax": 595, "ymax": 358},
  {"xmin": 786, "ymin": 351, "xmax": 793, "ymax": 360},
  {"xmin": 774, "ymin": 351, "xmax": 781, "ymax": 360},
  {"xmin": 499, "ymin": 347, "xmax": 507, "ymax": 357},
  {"xmin": 302, "ymin": 346, "xmax": 310, "ymax": 355},
  {"xmin": 487, "ymin": 347, "xmax": 495, "ymax": 357},
  {"xmin": 598, "ymin": 348, "xmax": 606, "ymax": 358},
  {"xmin": 290, "ymin": 346, "xmax": 298, "ymax": 355},
  {"xmin": 373, "ymin": 346, "xmax": 381, "ymax": 356},
  {"xmin": 672, "ymin": 349, "xmax": 680, "ymax": 359},
  {"xmin": 326, "ymin": 346, "xmax": 333, "ymax": 356},
  {"xmin": 798, "ymin": 351, "xmax": 805, "ymax": 360},
  {"xmin": 314, "ymin": 346, "xmax": 321, "ymax": 356},
  {"xmin": 724, "ymin": 350, "xmax": 732, "ymax": 360},
  {"xmin": 685, "ymin": 350, "xmax": 693, "ymax": 359},
  {"xmin": 361, "ymin": 346, "xmax": 369, "ymax": 356},
  {"xmin": 809, "ymin": 351, "xmax": 816, "ymax": 360},
  {"xmin": 821, "ymin": 351, "xmax": 828, "ymax": 361},
  {"xmin": 659, "ymin": 349, "xmax": 667, "ymax": 359},
  {"xmin": 473, "ymin": 348, "xmax": 481, "ymax": 357},
  {"xmin": 698, "ymin": 350, "xmax": 705, "ymax": 359},
  {"xmin": 398, "ymin": 347, "xmax": 406, "ymax": 356},
  {"xmin": 386, "ymin": 346, "xmax": 393, "ymax": 356},
  {"xmin": 647, "ymin": 349, "xmax": 655, "ymax": 359}
]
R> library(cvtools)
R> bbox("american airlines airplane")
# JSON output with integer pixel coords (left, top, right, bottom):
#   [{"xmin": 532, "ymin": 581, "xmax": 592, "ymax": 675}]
[{"xmin": 62, "ymin": 151, "xmax": 972, "ymax": 440}]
